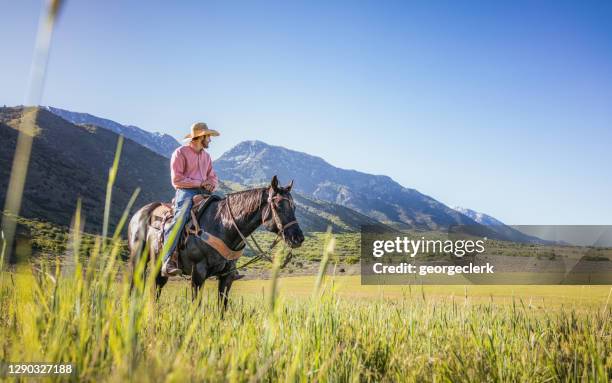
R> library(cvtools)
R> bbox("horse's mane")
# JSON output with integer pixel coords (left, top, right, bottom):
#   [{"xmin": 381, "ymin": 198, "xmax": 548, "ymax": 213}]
[{"xmin": 215, "ymin": 187, "xmax": 267, "ymax": 228}]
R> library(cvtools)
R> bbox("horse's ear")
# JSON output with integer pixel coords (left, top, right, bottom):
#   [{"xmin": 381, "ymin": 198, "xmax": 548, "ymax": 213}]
[
  {"xmin": 270, "ymin": 175, "xmax": 279, "ymax": 192},
  {"xmin": 286, "ymin": 179, "xmax": 294, "ymax": 191}
]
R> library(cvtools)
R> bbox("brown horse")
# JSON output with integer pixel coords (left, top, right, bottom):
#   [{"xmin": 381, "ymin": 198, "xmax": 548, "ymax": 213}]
[{"xmin": 127, "ymin": 176, "xmax": 304, "ymax": 309}]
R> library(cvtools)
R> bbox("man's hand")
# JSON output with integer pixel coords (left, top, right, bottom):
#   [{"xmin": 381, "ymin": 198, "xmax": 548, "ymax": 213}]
[{"xmin": 200, "ymin": 181, "xmax": 215, "ymax": 192}]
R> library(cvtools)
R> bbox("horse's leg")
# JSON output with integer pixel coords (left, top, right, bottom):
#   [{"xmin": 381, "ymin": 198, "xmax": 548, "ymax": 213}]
[
  {"xmin": 127, "ymin": 203, "xmax": 160, "ymax": 293},
  {"xmin": 191, "ymin": 264, "xmax": 199, "ymax": 302},
  {"xmin": 191, "ymin": 282, "xmax": 199, "ymax": 302},
  {"xmin": 130, "ymin": 243, "xmax": 150, "ymax": 293},
  {"xmin": 155, "ymin": 274, "xmax": 168, "ymax": 300},
  {"xmin": 191, "ymin": 261, "xmax": 206, "ymax": 303},
  {"xmin": 218, "ymin": 273, "xmax": 234, "ymax": 313},
  {"xmin": 129, "ymin": 236, "xmax": 148, "ymax": 292}
]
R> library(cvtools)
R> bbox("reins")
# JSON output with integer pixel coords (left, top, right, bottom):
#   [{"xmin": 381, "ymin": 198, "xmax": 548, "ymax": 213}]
[{"xmin": 220, "ymin": 190, "xmax": 297, "ymax": 276}]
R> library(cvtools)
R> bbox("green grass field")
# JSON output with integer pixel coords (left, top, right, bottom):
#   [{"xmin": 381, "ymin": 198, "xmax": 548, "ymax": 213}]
[
  {"xmin": 1, "ymin": 243, "xmax": 610, "ymax": 382},
  {"xmin": 230, "ymin": 276, "xmax": 612, "ymax": 306},
  {"xmin": 2, "ymin": 215, "xmax": 611, "ymax": 381},
  {"xmin": 2, "ymin": 217, "xmax": 612, "ymax": 381}
]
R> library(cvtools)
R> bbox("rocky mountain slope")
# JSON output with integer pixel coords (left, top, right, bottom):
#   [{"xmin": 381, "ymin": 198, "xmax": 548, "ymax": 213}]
[
  {"xmin": 453, "ymin": 207, "xmax": 507, "ymax": 227},
  {"xmin": 43, "ymin": 106, "xmax": 180, "ymax": 158},
  {"xmin": 454, "ymin": 207, "xmax": 549, "ymax": 244},
  {"xmin": 215, "ymin": 140, "xmax": 479, "ymax": 230}
]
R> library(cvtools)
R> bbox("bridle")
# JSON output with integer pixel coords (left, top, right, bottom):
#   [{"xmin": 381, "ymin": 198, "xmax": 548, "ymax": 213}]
[
  {"xmin": 223, "ymin": 189, "xmax": 298, "ymax": 271},
  {"xmin": 261, "ymin": 193, "xmax": 299, "ymax": 239}
]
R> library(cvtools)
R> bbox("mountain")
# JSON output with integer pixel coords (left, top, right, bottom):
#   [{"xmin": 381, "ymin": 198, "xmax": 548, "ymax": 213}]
[
  {"xmin": 42, "ymin": 106, "xmax": 180, "ymax": 158},
  {"xmin": 453, "ymin": 207, "xmax": 507, "ymax": 227},
  {"xmin": 281, "ymin": 192, "xmax": 391, "ymax": 232},
  {"xmin": 1, "ymin": 106, "xmax": 175, "ymax": 232},
  {"xmin": 215, "ymin": 140, "xmax": 479, "ymax": 230},
  {"xmin": 1, "ymin": 107, "xmax": 384, "ymax": 233},
  {"xmin": 453, "ymin": 207, "xmax": 547, "ymax": 244}
]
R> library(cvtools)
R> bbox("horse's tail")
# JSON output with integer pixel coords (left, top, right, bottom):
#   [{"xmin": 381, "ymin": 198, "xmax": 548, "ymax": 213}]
[{"xmin": 127, "ymin": 202, "xmax": 161, "ymax": 282}]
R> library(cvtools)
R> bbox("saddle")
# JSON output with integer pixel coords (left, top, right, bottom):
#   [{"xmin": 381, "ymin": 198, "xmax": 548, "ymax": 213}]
[{"xmin": 148, "ymin": 194, "xmax": 244, "ymax": 261}]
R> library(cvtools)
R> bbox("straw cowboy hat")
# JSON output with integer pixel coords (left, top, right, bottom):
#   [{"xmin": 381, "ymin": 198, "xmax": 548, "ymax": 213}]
[{"xmin": 184, "ymin": 122, "xmax": 220, "ymax": 140}]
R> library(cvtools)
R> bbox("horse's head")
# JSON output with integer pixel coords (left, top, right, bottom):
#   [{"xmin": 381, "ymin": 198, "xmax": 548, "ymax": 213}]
[{"xmin": 263, "ymin": 175, "xmax": 304, "ymax": 248}]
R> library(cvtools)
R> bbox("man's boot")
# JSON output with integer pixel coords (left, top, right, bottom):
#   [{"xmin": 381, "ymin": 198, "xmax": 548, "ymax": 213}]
[{"xmin": 161, "ymin": 251, "xmax": 182, "ymax": 277}]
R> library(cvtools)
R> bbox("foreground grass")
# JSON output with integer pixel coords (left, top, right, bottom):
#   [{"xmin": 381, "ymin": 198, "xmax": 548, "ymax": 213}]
[{"xmin": 1, "ymin": 255, "xmax": 610, "ymax": 382}]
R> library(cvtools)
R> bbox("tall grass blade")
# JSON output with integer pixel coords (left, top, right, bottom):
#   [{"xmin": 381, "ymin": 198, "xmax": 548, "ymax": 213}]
[
  {"xmin": 0, "ymin": 0, "xmax": 63, "ymax": 264},
  {"xmin": 313, "ymin": 227, "xmax": 335, "ymax": 297},
  {"xmin": 102, "ymin": 135, "xmax": 124, "ymax": 247},
  {"xmin": 268, "ymin": 247, "xmax": 282, "ymax": 312},
  {"xmin": 111, "ymin": 187, "xmax": 140, "ymax": 243}
]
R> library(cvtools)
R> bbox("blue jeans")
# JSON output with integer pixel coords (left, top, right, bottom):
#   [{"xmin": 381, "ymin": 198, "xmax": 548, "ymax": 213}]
[{"xmin": 162, "ymin": 188, "xmax": 205, "ymax": 263}]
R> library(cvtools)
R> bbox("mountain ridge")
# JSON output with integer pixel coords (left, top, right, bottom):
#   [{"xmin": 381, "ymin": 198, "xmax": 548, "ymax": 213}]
[
  {"xmin": 454, "ymin": 207, "xmax": 507, "ymax": 227},
  {"xmin": 454, "ymin": 206, "xmax": 549, "ymax": 244},
  {"xmin": 215, "ymin": 140, "xmax": 478, "ymax": 230},
  {"xmin": 42, "ymin": 106, "xmax": 180, "ymax": 158}
]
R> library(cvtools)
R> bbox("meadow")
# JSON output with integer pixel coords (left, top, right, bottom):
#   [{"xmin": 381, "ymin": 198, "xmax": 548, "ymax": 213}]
[{"xmin": 1, "ymin": 229, "xmax": 610, "ymax": 382}]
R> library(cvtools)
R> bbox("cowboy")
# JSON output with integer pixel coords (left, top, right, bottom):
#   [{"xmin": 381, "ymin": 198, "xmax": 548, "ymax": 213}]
[{"xmin": 161, "ymin": 122, "xmax": 219, "ymax": 277}]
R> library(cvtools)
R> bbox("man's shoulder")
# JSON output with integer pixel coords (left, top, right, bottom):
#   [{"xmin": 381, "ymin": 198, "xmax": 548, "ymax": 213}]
[{"xmin": 172, "ymin": 145, "xmax": 190, "ymax": 156}]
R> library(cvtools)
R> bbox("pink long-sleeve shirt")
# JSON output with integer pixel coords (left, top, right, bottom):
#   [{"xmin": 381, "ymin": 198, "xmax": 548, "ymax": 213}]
[{"xmin": 170, "ymin": 145, "xmax": 218, "ymax": 190}]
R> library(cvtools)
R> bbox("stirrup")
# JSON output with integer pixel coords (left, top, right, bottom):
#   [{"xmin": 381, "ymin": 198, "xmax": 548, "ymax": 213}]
[{"xmin": 161, "ymin": 256, "xmax": 182, "ymax": 277}]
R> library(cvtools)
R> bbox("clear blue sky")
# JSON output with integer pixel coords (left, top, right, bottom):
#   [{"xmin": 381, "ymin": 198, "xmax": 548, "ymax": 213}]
[{"xmin": 2, "ymin": 1, "xmax": 611, "ymax": 225}]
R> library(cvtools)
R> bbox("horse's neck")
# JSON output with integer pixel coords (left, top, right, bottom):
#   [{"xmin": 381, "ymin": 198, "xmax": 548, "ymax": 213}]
[
  {"xmin": 223, "ymin": 192, "xmax": 268, "ymax": 249},
  {"xmin": 235, "ymin": 209, "xmax": 263, "ymax": 236}
]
